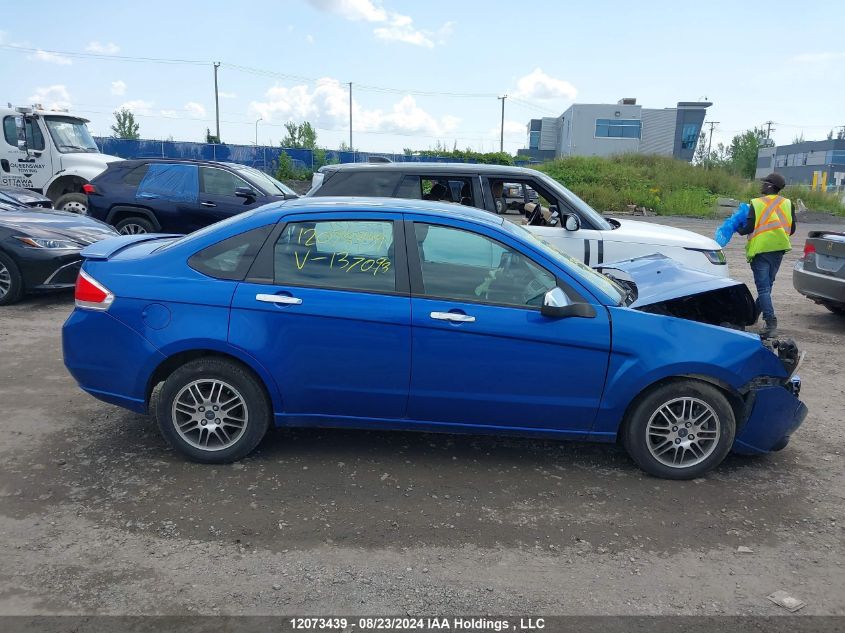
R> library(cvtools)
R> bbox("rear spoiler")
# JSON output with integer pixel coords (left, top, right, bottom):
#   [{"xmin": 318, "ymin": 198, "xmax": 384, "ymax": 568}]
[{"xmin": 81, "ymin": 234, "xmax": 180, "ymax": 260}]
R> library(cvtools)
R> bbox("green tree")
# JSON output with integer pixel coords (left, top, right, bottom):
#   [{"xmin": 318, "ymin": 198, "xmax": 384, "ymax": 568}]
[
  {"xmin": 205, "ymin": 128, "xmax": 220, "ymax": 144},
  {"xmin": 111, "ymin": 108, "xmax": 140, "ymax": 140},
  {"xmin": 726, "ymin": 127, "xmax": 767, "ymax": 178},
  {"xmin": 693, "ymin": 132, "xmax": 708, "ymax": 165},
  {"xmin": 281, "ymin": 121, "xmax": 318, "ymax": 149}
]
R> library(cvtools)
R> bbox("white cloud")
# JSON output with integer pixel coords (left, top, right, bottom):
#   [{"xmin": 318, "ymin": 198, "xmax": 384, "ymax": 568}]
[
  {"xmin": 86, "ymin": 41, "xmax": 120, "ymax": 55},
  {"xmin": 28, "ymin": 85, "xmax": 72, "ymax": 111},
  {"xmin": 118, "ymin": 100, "xmax": 154, "ymax": 115},
  {"xmin": 160, "ymin": 110, "xmax": 178, "ymax": 118},
  {"xmin": 219, "ymin": 91, "xmax": 238, "ymax": 99},
  {"xmin": 791, "ymin": 52, "xmax": 845, "ymax": 64},
  {"xmin": 29, "ymin": 49, "xmax": 72, "ymax": 65},
  {"xmin": 110, "ymin": 80, "xmax": 127, "ymax": 96},
  {"xmin": 306, "ymin": 34, "xmax": 315, "ymax": 44},
  {"xmin": 513, "ymin": 68, "xmax": 577, "ymax": 101},
  {"xmin": 502, "ymin": 120, "xmax": 526, "ymax": 135},
  {"xmin": 184, "ymin": 102, "xmax": 207, "ymax": 118},
  {"xmin": 307, "ymin": 0, "xmax": 387, "ymax": 22},
  {"xmin": 307, "ymin": 0, "xmax": 451, "ymax": 47},
  {"xmin": 249, "ymin": 78, "xmax": 459, "ymax": 138}
]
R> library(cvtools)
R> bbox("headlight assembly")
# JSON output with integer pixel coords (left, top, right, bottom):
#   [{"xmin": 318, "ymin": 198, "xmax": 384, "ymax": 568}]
[
  {"xmin": 686, "ymin": 248, "xmax": 727, "ymax": 265},
  {"xmin": 14, "ymin": 236, "xmax": 82, "ymax": 250}
]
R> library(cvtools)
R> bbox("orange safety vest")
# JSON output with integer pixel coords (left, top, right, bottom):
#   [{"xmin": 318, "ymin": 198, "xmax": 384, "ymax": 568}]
[{"xmin": 746, "ymin": 195, "xmax": 792, "ymax": 261}]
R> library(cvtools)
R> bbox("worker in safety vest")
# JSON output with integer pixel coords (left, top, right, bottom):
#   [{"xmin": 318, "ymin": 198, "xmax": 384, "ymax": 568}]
[{"xmin": 736, "ymin": 172, "xmax": 796, "ymax": 338}]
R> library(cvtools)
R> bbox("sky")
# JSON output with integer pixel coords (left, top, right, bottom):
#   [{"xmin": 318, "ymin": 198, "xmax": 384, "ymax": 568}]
[{"xmin": 1, "ymin": 0, "xmax": 843, "ymax": 154}]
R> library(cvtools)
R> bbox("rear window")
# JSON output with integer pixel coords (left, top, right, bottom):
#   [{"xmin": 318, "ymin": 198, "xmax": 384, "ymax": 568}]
[{"xmin": 188, "ymin": 225, "xmax": 273, "ymax": 280}]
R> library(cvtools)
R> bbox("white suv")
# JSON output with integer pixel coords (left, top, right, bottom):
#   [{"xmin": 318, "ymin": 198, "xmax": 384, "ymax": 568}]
[{"xmin": 308, "ymin": 163, "xmax": 729, "ymax": 277}]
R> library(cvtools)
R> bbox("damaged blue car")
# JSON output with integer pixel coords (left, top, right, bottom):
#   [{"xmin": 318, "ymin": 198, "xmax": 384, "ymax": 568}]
[{"xmin": 62, "ymin": 198, "xmax": 807, "ymax": 479}]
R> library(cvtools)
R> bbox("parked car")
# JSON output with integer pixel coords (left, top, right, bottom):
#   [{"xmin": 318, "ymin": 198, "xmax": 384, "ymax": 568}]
[
  {"xmin": 0, "ymin": 185, "xmax": 53, "ymax": 208},
  {"xmin": 85, "ymin": 159, "xmax": 298, "ymax": 235},
  {"xmin": 62, "ymin": 198, "xmax": 806, "ymax": 479},
  {"xmin": 793, "ymin": 230, "xmax": 845, "ymax": 315},
  {"xmin": 308, "ymin": 163, "xmax": 729, "ymax": 276},
  {"xmin": 0, "ymin": 195, "xmax": 118, "ymax": 305}
]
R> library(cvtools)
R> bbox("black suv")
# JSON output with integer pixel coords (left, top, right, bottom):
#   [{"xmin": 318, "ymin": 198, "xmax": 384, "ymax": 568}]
[{"xmin": 86, "ymin": 159, "xmax": 298, "ymax": 234}]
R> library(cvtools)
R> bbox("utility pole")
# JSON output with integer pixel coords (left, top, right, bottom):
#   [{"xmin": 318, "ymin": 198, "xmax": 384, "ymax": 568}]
[
  {"xmin": 498, "ymin": 95, "xmax": 507, "ymax": 153},
  {"xmin": 213, "ymin": 62, "xmax": 221, "ymax": 142},
  {"xmin": 705, "ymin": 121, "xmax": 720, "ymax": 156},
  {"xmin": 348, "ymin": 82, "xmax": 353, "ymax": 151},
  {"xmin": 255, "ymin": 117, "xmax": 262, "ymax": 146},
  {"xmin": 764, "ymin": 120, "xmax": 775, "ymax": 141}
]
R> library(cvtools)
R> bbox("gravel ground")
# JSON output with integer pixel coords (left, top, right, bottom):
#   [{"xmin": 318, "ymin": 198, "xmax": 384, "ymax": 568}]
[{"xmin": 0, "ymin": 216, "xmax": 843, "ymax": 616}]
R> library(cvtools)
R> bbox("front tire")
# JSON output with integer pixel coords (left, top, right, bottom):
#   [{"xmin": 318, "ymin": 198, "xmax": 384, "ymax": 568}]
[
  {"xmin": 155, "ymin": 358, "xmax": 270, "ymax": 463},
  {"xmin": 55, "ymin": 192, "xmax": 88, "ymax": 214},
  {"xmin": 0, "ymin": 252, "xmax": 24, "ymax": 306},
  {"xmin": 623, "ymin": 380, "xmax": 735, "ymax": 479}
]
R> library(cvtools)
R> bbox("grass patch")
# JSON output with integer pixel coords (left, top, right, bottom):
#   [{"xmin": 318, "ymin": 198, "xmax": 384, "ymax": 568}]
[{"xmin": 536, "ymin": 154, "xmax": 845, "ymax": 216}]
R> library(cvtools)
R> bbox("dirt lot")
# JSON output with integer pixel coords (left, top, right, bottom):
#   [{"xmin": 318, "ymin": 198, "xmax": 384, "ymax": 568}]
[{"xmin": 0, "ymin": 216, "xmax": 843, "ymax": 616}]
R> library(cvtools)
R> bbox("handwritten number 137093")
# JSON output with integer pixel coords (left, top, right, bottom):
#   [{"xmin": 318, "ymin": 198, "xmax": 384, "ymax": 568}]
[{"xmin": 294, "ymin": 250, "xmax": 391, "ymax": 276}]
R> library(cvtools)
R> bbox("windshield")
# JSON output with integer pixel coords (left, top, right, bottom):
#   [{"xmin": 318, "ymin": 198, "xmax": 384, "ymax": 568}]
[
  {"xmin": 233, "ymin": 165, "xmax": 297, "ymax": 197},
  {"xmin": 44, "ymin": 116, "xmax": 99, "ymax": 153},
  {"xmin": 534, "ymin": 172, "xmax": 612, "ymax": 231},
  {"xmin": 502, "ymin": 220, "xmax": 625, "ymax": 305}
]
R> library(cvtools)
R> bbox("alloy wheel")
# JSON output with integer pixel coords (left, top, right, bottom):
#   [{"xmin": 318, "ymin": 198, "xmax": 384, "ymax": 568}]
[
  {"xmin": 646, "ymin": 397, "xmax": 721, "ymax": 468},
  {"xmin": 0, "ymin": 262, "xmax": 10, "ymax": 299},
  {"xmin": 119, "ymin": 223, "xmax": 148, "ymax": 235},
  {"xmin": 171, "ymin": 379, "xmax": 248, "ymax": 451}
]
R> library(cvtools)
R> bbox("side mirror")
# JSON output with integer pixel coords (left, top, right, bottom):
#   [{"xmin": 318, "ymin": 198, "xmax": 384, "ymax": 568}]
[
  {"xmin": 563, "ymin": 213, "xmax": 581, "ymax": 232},
  {"xmin": 17, "ymin": 140, "xmax": 27, "ymax": 151},
  {"xmin": 235, "ymin": 186, "xmax": 257, "ymax": 200},
  {"xmin": 541, "ymin": 287, "xmax": 596, "ymax": 318}
]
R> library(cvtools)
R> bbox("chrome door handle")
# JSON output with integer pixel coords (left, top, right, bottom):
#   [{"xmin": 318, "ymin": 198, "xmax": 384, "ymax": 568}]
[
  {"xmin": 256, "ymin": 293, "xmax": 302, "ymax": 305},
  {"xmin": 430, "ymin": 311, "xmax": 475, "ymax": 323},
  {"xmin": 201, "ymin": 201, "xmax": 216, "ymax": 207}
]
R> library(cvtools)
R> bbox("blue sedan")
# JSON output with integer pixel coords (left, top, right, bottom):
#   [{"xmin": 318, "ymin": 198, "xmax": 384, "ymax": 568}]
[{"xmin": 62, "ymin": 198, "xmax": 807, "ymax": 479}]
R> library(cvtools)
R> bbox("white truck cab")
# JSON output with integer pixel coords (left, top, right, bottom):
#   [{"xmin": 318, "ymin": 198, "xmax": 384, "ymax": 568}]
[{"xmin": 0, "ymin": 104, "xmax": 122, "ymax": 213}]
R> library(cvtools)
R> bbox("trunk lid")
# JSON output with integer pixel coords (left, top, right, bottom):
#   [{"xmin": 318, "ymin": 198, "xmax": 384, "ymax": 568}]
[{"xmin": 80, "ymin": 233, "xmax": 180, "ymax": 260}]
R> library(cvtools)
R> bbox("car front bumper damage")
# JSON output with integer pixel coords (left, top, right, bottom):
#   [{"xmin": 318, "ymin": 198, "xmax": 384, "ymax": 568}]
[{"xmin": 733, "ymin": 376, "xmax": 807, "ymax": 455}]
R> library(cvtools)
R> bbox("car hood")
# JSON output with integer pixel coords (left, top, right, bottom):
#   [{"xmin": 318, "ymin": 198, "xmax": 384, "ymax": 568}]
[
  {"xmin": 604, "ymin": 217, "xmax": 721, "ymax": 251},
  {"xmin": 0, "ymin": 208, "xmax": 118, "ymax": 244},
  {"xmin": 59, "ymin": 152, "xmax": 123, "ymax": 172},
  {"xmin": 0, "ymin": 186, "xmax": 52, "ymax": 208},
  {"xmin": 602, "ymin": 254, "xmax": 757, "ymax": 328}
]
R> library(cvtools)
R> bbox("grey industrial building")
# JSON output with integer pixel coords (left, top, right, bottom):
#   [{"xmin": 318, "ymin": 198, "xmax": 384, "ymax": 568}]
[
  {"xmin": 756, "ymin": 139, "xmax": 845, "ymax": 190},
  {"xmin": 519, "ymin": 98, "xmax": 712, "ymax": 162}
]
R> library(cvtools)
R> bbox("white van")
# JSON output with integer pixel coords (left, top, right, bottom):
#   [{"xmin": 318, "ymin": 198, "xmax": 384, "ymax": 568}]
[{"xmin": 0, "ymin": 105, "xmax": 122, "ymax": 213}]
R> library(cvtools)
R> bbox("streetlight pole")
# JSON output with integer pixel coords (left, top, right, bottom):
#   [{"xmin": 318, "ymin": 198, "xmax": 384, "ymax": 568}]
[
  {"xmin": 255, "ymin": 117, "xmax": 262, "ymax": 146},
  {"xmin": 348, "ymin": 82, "xmax": 353, "ymax": 151}
]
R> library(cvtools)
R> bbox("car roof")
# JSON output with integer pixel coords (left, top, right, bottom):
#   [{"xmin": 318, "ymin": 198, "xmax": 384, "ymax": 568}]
[
  {"xmin": 319, "ymin": 162, "xmax": 539, "ymax": 177},
  {"xmin": 261, "ymin": 196, "xmax": 505, "ymax": 227},
  {"xmin": 112, "ymin": 158, "xmax": 251, "ymax": 169}
]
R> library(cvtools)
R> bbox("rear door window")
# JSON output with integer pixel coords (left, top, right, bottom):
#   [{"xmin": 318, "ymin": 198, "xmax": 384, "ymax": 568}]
[
  {"xmin": 136, "ymin": 163, "xmax": 199, "ymax": 203},
  {"xmin": 273, "ymin": 220, "xmax": 397, "ymax": 293},
  {"xmin": 122, "ymin": 164, "xmax": 150, "ymax": 186},
  {"xmin": 314, "ymin": 171, "xmax": 401, "ymax": 196},
  {"xmin": 396, "ymin": 175, "xmax": 477, "ymax": 206}
]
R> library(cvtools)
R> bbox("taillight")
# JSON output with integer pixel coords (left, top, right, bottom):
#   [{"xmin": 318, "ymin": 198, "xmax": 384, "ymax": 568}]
[
  {"xmin": 75, "ymin": 270, "xmax": 114, "ymax": 310},
  {"xmin": 82, "ymin": 183, "xmax": 97, "ymax": 195},
  {"xmin": 803, "ymin": 242, "xmax": 816, "ymax": 261}
]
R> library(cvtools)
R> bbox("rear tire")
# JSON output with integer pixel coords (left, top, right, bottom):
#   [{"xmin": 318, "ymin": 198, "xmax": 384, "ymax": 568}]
[
  {"xmin": 55, "ymin": 192, "xmax": 88, "ymax": 214},
  {"xmin": 0, "ymin": 252, "xmax": 24, "ymax": 306},
  {"xmin": 115, "ymin": 216, "xmax": 155, "ymax": 235},
  {"xmin": 622, "ymin": 380, "xmax": 735, "ymax": 480},
  {"xmin": 155, "ymin": 358, "xmax": 270, "ymax": 463}
]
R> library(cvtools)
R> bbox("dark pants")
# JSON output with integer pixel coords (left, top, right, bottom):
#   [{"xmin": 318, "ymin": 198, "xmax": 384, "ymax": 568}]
[{"xmin": 750, "ymin": 251, "xmax": 785, "ymax": 323}]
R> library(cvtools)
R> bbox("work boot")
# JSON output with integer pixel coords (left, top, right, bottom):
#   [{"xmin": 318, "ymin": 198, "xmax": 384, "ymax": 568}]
[{"xmin": 759, "ymin": 317, "xmax": 778, "ymax": 339}]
